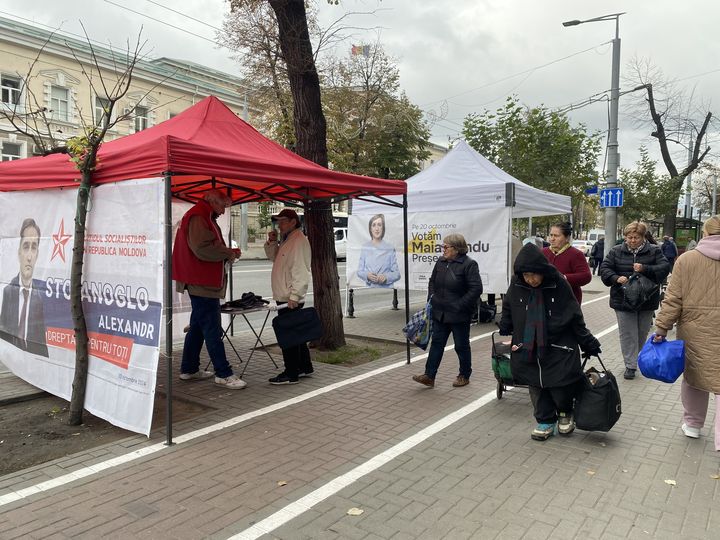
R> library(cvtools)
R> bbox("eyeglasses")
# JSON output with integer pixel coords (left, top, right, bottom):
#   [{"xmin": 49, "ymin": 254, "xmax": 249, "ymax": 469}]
[{"xmin": 441, "ymin": 244, "xmax": 453, "ymax": 249}]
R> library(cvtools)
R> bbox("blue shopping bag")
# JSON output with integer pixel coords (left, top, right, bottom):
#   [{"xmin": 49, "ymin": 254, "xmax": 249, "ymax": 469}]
[
  {"xmin": 403, "ymin": 299, "xmax": 433, "ymax": 350},
  {"xmin": 637, "ymin": 336, "xmax": 685, "ymax": 383}
]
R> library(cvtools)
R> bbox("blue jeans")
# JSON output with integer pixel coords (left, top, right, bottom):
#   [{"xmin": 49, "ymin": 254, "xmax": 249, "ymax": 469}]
[
  {"xmin": 181, "ymin": 295, "xmax": 233, "ymax": 378},
  {"xmin": 424, "ymin": 318, "xmax": 472, "ymax": 379}
]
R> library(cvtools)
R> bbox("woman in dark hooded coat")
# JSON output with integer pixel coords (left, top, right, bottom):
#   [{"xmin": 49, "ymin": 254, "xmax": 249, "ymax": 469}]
[{"xmin": 498, "ymin": 243, "xmax": 602, "ymax": 441}]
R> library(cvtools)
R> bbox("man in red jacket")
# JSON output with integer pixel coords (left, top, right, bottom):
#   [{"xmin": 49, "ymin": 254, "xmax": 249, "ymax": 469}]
[{"xmin": 172, "ymin": 189, "xmax": 245, "ymax": 389}]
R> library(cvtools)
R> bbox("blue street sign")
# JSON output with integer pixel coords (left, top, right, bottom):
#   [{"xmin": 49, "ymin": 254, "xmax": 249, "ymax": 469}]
[
  {"xmin": 599, "ymin": 188, "xmax": 624, "ymax": 208},
  {"xmin": 585, "ymin": 185, "xmax": 598, "ymax": 195}
]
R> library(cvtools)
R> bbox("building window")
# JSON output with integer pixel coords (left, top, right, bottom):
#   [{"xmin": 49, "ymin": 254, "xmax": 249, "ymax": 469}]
[
  {"xmin": 50, "ymin": 86, "xmax": 69, "ymax": 121},
  {"xmin": 1, "ymin": 75, "xmax": 21, "ymax": 105},
  {"xmin": 134, "ymin": 106, "xmax": 148, "ymax": 132},
  {"xmin": 1, "ymin": 141, "xmax": 22, "ymax": 161},
  {"xmin": 95, "ymin": 96, "xmax": 110, "ymax": 128}
]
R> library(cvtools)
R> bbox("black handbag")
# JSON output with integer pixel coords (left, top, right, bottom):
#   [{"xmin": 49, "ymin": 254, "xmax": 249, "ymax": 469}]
[
  {"xmin": 271, "ymin": 307, "xmax": 323, "ymax": 349},
  {"xmin": 621, "ymin": 273, "xmax": 659, "ymax": 311},
  {"xmin": 574, "ymin": 356, "xmax": 622, "ymax": 432}
]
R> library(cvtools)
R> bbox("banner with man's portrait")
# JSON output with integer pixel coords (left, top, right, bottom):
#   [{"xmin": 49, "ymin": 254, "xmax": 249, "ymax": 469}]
[
  {"xmin": 347, "ymin": 208, "xmax": 511, "ymax": 294},
  {"xmin": 0, "ymin": 178, "xmax": 164, "ymax": 435}
]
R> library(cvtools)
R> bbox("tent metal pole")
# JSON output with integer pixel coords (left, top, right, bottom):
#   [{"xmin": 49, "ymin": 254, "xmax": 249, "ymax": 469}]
[
  {"xmin": 164, "ymin": 173, "xmax": 174, "ymax": 446},
  {"xmin": 403, "ymin": 194, "xmax": 411, "ymax": 364}
]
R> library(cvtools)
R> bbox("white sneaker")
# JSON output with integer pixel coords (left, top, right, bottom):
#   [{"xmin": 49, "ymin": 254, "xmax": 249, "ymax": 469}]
[
  {"xmin": 179, "ymin": 370, "xmax": 214, "ymax": 381},
  {"xmin": 214, "ymin": 374, "xmax": 247, "ymax": 389},
  {"xmin": 681, "ymin": 423, "xmax": 700, "ymax": 439}
]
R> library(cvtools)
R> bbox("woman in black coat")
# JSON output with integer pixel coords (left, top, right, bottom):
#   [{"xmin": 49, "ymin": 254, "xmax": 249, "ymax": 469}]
[
  {"xmin": 412, "ymin": 233, "xmax": 482, "ymax": 388},
  {"xmin": 498, "ymin": 243, "xmax": 601, "ymax": 441},
  {"xmin": 599, "ymin": 221, "xmax": 669, "ymax": 380}
]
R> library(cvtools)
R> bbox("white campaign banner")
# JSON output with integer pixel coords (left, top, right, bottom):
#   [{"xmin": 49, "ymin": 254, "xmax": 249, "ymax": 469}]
[
  {"xmin": 0, "ymin": 178, "xmax": 164, "ymax": 435},
  {"xmin": 347, "ymin": 208, "xmax": 511, "ymax": 294}
]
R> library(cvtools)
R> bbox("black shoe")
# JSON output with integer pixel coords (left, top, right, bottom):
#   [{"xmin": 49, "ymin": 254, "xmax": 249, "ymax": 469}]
[
  {"xmin": 624, "ymin": 368, "xmax": 636, "ymax": 380},
  {"xmin": 269, "ymin": 373, "xmax": 299, "ymax": 385},
  {"xmin": 299, "ymin": 367, "xmax": 314, "ymax": 378}
]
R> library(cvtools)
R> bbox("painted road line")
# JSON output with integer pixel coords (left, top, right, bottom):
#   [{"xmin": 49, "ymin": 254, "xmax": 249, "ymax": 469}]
[
  {"xmin": 228, "ymin": 390, "xmax": 499, "ymax": 540},
  {"xmin": 0, "ymin": 296, "xmax": 612, "ymax": 507}
]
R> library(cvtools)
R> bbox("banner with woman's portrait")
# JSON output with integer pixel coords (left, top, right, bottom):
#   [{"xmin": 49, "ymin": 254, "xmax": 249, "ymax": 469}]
[{"xmin": 347, "ymin": 208, "xmax": 511, "ymax": 293}]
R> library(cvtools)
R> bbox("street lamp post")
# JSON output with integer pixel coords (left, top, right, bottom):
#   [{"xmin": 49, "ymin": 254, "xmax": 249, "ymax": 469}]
[{"xmin": 563, "ymin": 13, "xmax": 625, "ymax": 257}]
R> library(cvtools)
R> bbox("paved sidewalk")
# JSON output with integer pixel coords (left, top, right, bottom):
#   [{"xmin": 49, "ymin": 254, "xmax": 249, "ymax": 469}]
[{"xmin": 1, "ymin": 275, "xmax": 718, "ymax": 539}]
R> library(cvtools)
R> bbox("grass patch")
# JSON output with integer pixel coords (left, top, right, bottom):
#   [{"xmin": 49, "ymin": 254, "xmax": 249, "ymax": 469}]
[{"xmin": 315, "ymin": 344, "xmax": 382, "ymax": 365}]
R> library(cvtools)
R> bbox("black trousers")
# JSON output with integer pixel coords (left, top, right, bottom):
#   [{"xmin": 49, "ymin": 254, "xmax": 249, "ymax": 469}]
[
  {"xmin": 528, "ymin": 380, "xmax": 582, "ymax": 424},
  {"xmin": 277, "ymin": 305, "xmax": 313, "ymax": 378}
]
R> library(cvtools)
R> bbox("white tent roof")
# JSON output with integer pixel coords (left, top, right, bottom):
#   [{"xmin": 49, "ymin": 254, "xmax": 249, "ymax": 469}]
[{"xmin": 354, "ymin": 140, "xmax": 571, "ymax": 218}]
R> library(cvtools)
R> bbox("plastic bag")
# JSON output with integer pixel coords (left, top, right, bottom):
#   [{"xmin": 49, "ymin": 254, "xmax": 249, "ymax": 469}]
[
  {"xmin": 403, "ymin": 300, "xmax": 433, "ymax": 350},
  {"xmin": 621, "ymin": 272, "xmax": 659, "ymax": 311},
  {"xmin": 637, "ymin": 336, "xmax": 685, "ymax": 383}
]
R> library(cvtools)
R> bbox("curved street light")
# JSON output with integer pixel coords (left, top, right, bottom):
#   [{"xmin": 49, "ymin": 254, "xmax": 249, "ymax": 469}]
[{"xmin": 563, "ymin": 13, "xmax": 625, "ymax": 256}]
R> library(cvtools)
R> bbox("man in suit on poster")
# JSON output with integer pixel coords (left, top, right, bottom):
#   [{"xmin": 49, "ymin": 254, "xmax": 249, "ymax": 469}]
[{"xmin": 0, "ymin": 218, "xmax": 48, "ymax": 357}]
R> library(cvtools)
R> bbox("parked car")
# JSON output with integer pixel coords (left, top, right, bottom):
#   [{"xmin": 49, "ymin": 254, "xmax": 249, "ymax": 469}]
[
  {"xmin": 571, "ymin": 240, "xmax": 592, "ymax": 256},
  {"xmin": 334, "ymin": 227, "xmax": 347, "ymax": 260}
]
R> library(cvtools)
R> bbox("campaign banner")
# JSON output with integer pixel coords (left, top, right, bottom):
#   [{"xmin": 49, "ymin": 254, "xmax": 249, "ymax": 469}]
[
  {"xmin": 347, "ymin": 208, "xmax": 511, "ymax": 293},
  {"xmin": 0, "ymin": 178, "xmax": 164, "ymax": 435}
]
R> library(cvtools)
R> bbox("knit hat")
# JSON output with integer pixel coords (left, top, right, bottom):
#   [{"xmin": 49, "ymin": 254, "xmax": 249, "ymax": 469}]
[{"xmin": 703, "ymin": 215, "xmax": 720, "ymax": 236}]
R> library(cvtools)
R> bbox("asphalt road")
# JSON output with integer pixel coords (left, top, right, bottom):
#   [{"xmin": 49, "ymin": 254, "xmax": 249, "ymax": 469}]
[{"xmin": 229, "ymin": 259, "xmax": 428, "ymax": 330}]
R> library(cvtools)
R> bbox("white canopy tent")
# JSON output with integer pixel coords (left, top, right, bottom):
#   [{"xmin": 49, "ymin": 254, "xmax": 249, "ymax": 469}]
[
  {"xmin": 354, "ymin": 140, "xmax": 570, "ymax": 216},
  {"xmin": 349, "ymin": 140, "xmax": 572, "ymax": 296}
]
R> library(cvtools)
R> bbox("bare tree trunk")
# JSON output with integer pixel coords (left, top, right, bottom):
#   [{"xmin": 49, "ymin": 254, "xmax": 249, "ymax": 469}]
[
  {"xmin": 645, "ymin": 84, "xmax": 712, "ymax": 236},
  {"xmin": 269, "ymin": 0, "xmax": 345, "ymax": 348},
  {"xmin": 68, "ymin": 150, "xmax": 97, "ymax": 425}
]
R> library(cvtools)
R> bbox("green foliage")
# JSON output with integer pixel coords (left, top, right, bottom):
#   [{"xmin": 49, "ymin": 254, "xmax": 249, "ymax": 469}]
[
  {"xmin": 257, "ymin": 202, "xmax": 274, "ymax": 230},
  {"xmin": 462, "ymin": 96, "xmax": 602, "ymax": 229},
  {"xmin": 619, "ymin": 146, "xmax": 678, "ymax": 223},
  {"xmin": 324, "ymin": 46, "xmax": 430, "ymax": 179}
]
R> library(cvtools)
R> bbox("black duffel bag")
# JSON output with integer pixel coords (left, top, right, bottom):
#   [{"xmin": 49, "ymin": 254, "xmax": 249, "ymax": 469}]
[
  {"xmin": 574, "ymin": 356, "xmax": 622, "ymax": 432},
  {"xmin": 272, "ymin": 307, "xmax": 323, "ymax": 349}
]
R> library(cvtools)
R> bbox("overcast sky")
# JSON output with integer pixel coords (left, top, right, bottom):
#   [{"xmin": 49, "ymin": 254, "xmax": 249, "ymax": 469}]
[{"xmin": 2, "ymin": 0, "xmax": 718, "ymax": 175}]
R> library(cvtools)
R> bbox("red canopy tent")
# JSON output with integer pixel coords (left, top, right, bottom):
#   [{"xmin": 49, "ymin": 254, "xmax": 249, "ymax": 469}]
[
  {"xmin": 0, "ymin": 95, "xmax": 406, "ymax": 205},
  {"xmin": 0, "ymin": 96, "xmax": 410, "ymax": 442}
]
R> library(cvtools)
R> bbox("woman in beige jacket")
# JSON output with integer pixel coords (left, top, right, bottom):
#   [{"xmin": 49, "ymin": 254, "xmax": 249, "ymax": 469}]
[{"xmin": 654, "ymin": 216, "xmax": 720, "ymax": 451}]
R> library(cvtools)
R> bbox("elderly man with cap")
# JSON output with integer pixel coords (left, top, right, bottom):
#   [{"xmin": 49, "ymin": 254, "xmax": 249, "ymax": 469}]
[
  {"xmin": 172, "ymin": 189, "xmax": 245, "ymax": 389},
  {"xmin": 264, "ymin": 208, "xmax": 313, "ymax": 385}
]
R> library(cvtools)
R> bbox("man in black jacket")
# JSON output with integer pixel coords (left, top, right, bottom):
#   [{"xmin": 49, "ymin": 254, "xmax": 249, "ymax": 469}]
[
  {"xmin": 499, "ymin": 243, "xmax": 601, "ymax": 440},
  {"xmin": 412, "ymin": 233, "xmax": 482, "ymax": 388}
]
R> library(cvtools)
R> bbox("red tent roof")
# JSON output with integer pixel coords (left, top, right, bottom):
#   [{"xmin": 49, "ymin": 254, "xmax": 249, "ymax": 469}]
[{"xmin": 0, "ymin": 96, "xmax": 406, "ymax": 203}]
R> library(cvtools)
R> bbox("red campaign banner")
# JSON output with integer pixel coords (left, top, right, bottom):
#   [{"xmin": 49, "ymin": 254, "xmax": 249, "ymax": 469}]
[{"xmin": 45, "ymin": 327, "xmax": 134, "ymax": 369}]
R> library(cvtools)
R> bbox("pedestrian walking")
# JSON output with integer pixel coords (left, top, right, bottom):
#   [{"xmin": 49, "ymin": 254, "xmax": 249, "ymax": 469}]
[
  {"xmin": 172, "ymin": 189, "xmax": 246, "ymax": 389},
  {"xmin": 412, "ymin": 234, "xmax": 482, "ymax": 388},
  {"xmin": 589, "ymin": 236, "xmax": 605, "ymax": 275},
  {"xmin": 498, "ymin": 243, "xmax": 601, "ymax": 441},
  {"xmin": 661, "ymin": 235, "xmax": 678, "ymax": 272},
  {"xmin": 599, "ymin": 221, "xmax": 670, "ymax": 380},
  {"xmin": 653, "ymin": 216, "xmax": 720, "ymax": 450},
  {"xmin": 542, "ymin": 221, "xmax": 591, "ymax": 303}
]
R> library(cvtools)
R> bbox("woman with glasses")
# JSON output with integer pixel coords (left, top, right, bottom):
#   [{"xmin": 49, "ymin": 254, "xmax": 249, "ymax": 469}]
[
  {"xmin": 599, "ymin": 221, "xmax": 670, "ymax": 380},
  {"xmin": 542, "ymin": 221, "xmax": 591, "ymax": 304},
  {"xmin": 412, "ymin": 234, "xmax": 482, "ymax": 388}
]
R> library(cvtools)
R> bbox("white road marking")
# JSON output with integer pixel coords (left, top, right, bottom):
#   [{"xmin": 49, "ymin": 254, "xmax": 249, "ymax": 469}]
[
  {"xmin": 228, "ymin": 390, "xmax": 499, "ymax": 540},
  {"xmin": 0, "ymin": 296, "xmax": 613, "ymax": 508}
]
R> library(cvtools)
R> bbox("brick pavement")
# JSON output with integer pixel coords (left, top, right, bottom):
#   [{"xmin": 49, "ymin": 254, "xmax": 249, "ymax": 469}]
[{"xmin": 0, "ymin": 275, "xmax": 718, "ymax": 539}]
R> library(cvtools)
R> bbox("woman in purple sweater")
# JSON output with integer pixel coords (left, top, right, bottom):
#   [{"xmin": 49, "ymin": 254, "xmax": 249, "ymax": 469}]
[{"xmin": 542, "ymin": 222, "xmax": 591, "ymax": 304}]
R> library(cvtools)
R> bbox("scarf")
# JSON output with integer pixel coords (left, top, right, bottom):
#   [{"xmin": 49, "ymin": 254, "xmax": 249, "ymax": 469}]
[
  {"xmin": 521, "ymin": 287, "xmax": 547, "ymax": 363},
  {"xmin": 549, "ymin": 243, "xmax": 570, "ymax": 255},
  {"xmin": 626, "ymin": 241, "xmax": 646, "ymax": 256}
]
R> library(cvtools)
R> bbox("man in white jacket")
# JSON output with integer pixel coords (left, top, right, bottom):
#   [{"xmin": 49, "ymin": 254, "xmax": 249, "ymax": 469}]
[{"xmin": 264, "ymin": 208, "xmax": 313, "ymax": 384}]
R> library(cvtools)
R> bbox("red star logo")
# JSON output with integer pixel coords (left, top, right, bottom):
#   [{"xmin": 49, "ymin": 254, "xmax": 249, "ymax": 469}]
[{"xmin": 51, "ymin": 219, "xmax": 72, "ymax": 262}]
